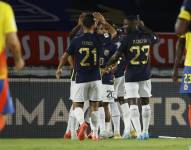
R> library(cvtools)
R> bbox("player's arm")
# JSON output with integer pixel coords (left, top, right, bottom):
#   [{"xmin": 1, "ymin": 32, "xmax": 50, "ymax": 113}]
[
  {"xmin": 105, "ymin": 51, "xmax": 122, "ymax": 70},
  {"xmin": 172, "ymin": 36, "xmax": 185, "ymax": 82},
  {"xmin": 6, "ymin": 33, "xmax": 24, "ymax": 71},
  {"xmin": 56, "ymin": 52, "xmax": 70, "ymax": 79},
  {"xmin": 4, "ymin": 5, "xmax": 24, "ymax": 71},
  {"xmin": 93, "ymin": 12, "xmax": 117, "ymax": 39},
  {"xmin": 68, "ymin": 13, "xmax": 85, "ymax": 39},
  {"xmin": 67, "ymin": 56, "xmax": 74, "ymax": 69},
  {"xmin": 138, "ymin": 19, "xmax": 159, "ymax": 44},
  {"xmin": 56, "ymin": 39, "xmax": 75, "ymax": 79}
]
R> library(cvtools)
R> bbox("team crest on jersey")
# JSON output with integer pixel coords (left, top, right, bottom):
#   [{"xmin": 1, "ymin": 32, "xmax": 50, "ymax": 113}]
[{"xmin": 104, "ymin": 49, "xmax": 110, "ymax": 56}]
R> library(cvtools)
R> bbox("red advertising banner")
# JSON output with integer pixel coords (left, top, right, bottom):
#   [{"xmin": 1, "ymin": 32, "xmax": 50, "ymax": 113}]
[
  {"xmin": 7, "ymin": 32, "xmax": 179, "ymax": 67},
  {"xmin": 8, "ymin": 31, "xmax": 69, "ymax": 66}
]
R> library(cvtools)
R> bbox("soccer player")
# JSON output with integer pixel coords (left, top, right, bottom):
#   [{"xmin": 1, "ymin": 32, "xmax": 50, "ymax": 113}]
[
  {"xmin": 105, "ymin": 15, "xmax": 159, "ymax": 140},
  {"xmin": 56, "ymin": 12, "xmax": 116, "ymax": 140},
  {"xmin": 0, "ymin": 0, "xmax": 24, "ymax": 131},
  {"xmin": 175, "ymin": 0, "xmax": 191, "ymax": 127},
  {"xmin": 97, "ymin": 23, "xmax": 119, "ymax": 138}
]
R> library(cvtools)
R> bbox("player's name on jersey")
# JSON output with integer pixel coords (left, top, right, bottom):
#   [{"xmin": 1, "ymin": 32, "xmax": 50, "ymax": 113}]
[
  {"xmin": 133, "ymin": 38, "xmax": 148, "ymax": 44},
  {"xmin": 82, "ymin": 41, "xmax": 94, "ymax": 46}
]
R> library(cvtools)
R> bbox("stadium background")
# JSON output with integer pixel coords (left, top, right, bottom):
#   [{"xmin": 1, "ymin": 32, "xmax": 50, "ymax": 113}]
[{"xmin": 2, "ymin": 0, "xmax": 191, "ymax": 138}]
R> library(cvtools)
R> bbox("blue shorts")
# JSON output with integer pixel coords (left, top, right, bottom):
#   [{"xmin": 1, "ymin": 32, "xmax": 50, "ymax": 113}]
[
  {"xmin": 0, "ymin": 80, "xmax": 14, "ymax": 114},
  {"xmin": 180, "ymin": 66, "xmax": 191, "ymax": 94}
]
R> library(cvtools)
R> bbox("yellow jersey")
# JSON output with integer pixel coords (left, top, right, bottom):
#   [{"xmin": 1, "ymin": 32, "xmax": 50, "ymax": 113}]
[{"xmin": 0, "ymin": 1, "xmax": 17, "ymax": 79}]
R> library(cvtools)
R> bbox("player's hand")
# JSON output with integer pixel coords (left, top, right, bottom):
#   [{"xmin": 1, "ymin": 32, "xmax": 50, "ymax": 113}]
[
  {"xmin": 93, "ymin": 12, "xmax": 106, "ymax": 24},
  {"xmin": 172, "ymin": 69, "xmax": 178, "ymax": 82},
  {"xmin": 56, "ymin": 68, "xmax": 63, "ymax": 79},
  {"xmin": 78, "ymin": 12, "xmax": 86, "ymax": 26},
  {"xmin": 14, "ymin": 58, "xmax": 25, "ymax": 71},
  {"xmin": 101, "ymin": 68, "xmax": 109, "ymax": 76}
]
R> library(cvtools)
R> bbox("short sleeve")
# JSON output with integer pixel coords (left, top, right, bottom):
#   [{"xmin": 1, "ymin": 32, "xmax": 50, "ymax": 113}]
[
  {"xmin": 178, "ymin": 0, "xmax": 191, "ymax": 21},
  {"xmin": 150, "ymin": 33, "xmax": 159, "ymax": 45},
  {"xmin": 66, "ymin": 39, "xmax": 76, "ymax": 55},
  {"xmin": 4, "ymin": 4, "xmax": 17, "ymax": 34}
]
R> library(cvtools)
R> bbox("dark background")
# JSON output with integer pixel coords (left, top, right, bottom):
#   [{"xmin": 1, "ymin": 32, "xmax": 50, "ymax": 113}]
[{"xmin": 8, "ymin": 0, "xmax": 183, "ymax": 32}]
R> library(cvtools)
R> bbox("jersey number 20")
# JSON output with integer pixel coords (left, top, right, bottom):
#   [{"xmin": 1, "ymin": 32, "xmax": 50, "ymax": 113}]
[
  {"xmin": 130, "ymin": 45, "xmax": 150, "ymax": 65},
  {"xmin": 79, "ymin": 48, "xmax": 97, "ymax": 66}
]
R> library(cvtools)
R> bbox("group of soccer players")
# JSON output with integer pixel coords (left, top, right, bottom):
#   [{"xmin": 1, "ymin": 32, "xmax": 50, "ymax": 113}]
[
  {"xmin": 56, "ymin": 12, "xmax": 159, "ymax": 141},
  {"xmin": 1, "ymin": 0, "xmax": 191, "ymax": 141}
]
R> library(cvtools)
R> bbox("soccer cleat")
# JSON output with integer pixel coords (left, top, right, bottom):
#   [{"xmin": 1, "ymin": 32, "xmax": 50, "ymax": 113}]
[
  {"xmin": 130, "ymin": 129, "xmax": 137, "ymax": 139},
  {"xmin": 64, "ymin": 131, "xmax": 71, "ymax": 139},
  {"xmin": 142, "ymin": 133, "xmax": 149, "ymax": 140},
  {"xmin": 88, "ymin": 132, "xmax": 93, "ymax": 139},
  {"xmin": 113, "ymin": 133, "xmax": 122, "ymax": 139},
  {"xmin": 92, "ymin": 134, "xmax": 99, "ymax": 141},
  {"xmin": 77, "ymin": 122, "xmax": 88, "ymax": 140},
  {"xmin": 99, "ymin": 131, "xmax": 113, "ymax": 139},
  {"xmin": 122, "ymin": 131, "xmax": 131, "ymax": 139},
  {"xmin": 188, "ymin": 105, "xmax": 191, "ymax": 128},
  {"xmin": 136, "ymin": 134, "xmax": 144, "ymax": 140},
  {"xmin": 0, "ymin": 115, "xmax": 6, "ymax": 131},
  {"xmin": 71, "ymin": 131, "xmax": 78, "ymax": 140}
]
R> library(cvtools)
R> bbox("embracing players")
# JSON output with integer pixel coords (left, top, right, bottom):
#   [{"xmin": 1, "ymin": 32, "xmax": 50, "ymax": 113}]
[{"xmin": 56, "ymin": 12, "xmax": 116, "ymax": 140}]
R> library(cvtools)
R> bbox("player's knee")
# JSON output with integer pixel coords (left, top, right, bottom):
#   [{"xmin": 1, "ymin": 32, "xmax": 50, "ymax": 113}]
[
  {"xmin": 141, "ymin": 97, "xmax": 149, "ymax": 105},
  {"xmin": 128, "ymin": 98, "xmax": 138, "ymax": 106},
  {"xmin": 130, "ymin": 105, "xmax": 140, "ymax": 118}
]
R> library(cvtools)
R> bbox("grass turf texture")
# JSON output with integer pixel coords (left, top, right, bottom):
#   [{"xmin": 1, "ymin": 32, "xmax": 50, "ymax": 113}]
[{"xmin": 0, "ymin": 138, "xmax": 190, "ymax": 150}]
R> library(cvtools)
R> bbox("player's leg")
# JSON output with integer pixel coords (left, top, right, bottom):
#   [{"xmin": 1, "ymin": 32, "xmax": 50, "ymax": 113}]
[
  {"xmin": 125, "ymin": 82, "xmax": 142, "ymax": 139},
  {"xmin": 187, "ymin": 94, "xmax": 191, "ymax": 128},
  {"xmin": 71, "ymin": 82, "xmax": 88, "ymax": 140},
  {"xmin": 0, "ymin": 80, "xmax": 14, "ymax": 132},
  {"xmin": 118, "ymin": 98, "xmax": 131, "ymax": 139},
  {"xmin": 89, "ymin": 80, "xmax": 102, "ymax": 140},
  {"xmin": 110, "ymin": 102, "xmax": 121, "ymax": 139},
  {"xmin": 64, "ymin": 105, "xmax": 73, "ymax": 139},
  {"xmin": 89, "ymin": 101, "xmax": 99, "ymax": 140},
  {"xmin": 102, "ymin": 84, "xmax": 117, "ymax": 138},
  {"xmin": 139, "ymin": 79, "xmax": 152, "ymax": 139},
  {"xmin": 98, "ymin": 102, "xmax": 106, "ymax": 137}
]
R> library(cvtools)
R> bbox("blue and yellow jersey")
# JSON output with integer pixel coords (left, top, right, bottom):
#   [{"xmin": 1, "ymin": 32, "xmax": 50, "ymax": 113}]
[
  {"xmin": 0, "ymin": 1, "xmax": 17, "ymax": 79},
  {"xmin": 178, "ymin": 0, "xmax": 191, "ymax": 66}
]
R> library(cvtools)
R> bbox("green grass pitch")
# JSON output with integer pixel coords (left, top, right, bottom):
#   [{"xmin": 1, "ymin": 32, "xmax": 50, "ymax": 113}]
[{"xmin": 0, "ymin": 138, "xmax": 191, "ymax": 150}]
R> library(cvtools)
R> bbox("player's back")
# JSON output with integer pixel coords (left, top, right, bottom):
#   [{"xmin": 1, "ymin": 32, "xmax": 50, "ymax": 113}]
[
  {"xmin": 68, "ymin": 33, "xmax": 101, "ymax": 83},
  {"xmin": 123, "ymin": 30, "xmax": 157, "ymax": 82}
]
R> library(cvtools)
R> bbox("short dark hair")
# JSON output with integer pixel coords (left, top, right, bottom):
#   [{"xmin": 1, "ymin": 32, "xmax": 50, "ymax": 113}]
[
  {"xmin": 82, "ymin": 13, "xmax": 95, "ymax": 28},
  {"xmin": 126, "ymin": 15, "xmax": 138, "ymax": 22}
]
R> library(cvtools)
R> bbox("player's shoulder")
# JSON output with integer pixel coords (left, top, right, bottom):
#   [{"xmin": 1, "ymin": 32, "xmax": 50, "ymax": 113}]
[
  {"xmin": 182, "ymin": 0, "xmax": 191, "ymax": 11},
  {"xmin": 0, "ymin": 1, "xmax": 12, "ymax": 12}
]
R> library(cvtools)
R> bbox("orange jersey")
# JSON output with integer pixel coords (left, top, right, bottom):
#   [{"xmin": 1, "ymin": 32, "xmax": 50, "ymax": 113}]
[{"xmin": 0, "ymin": 1, "xmax": 17, "ymax": 79}]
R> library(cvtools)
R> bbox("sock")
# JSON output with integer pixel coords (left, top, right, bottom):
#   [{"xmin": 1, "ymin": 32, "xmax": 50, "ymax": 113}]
[
  {"xmin": 70, "ymin": 110, "xmax": 77, "ymax": 138},
  {"xmin": 188, "ymin": 104, "xmax": 191, "ymax": 128},
  {"xmin": 73, "ymin": 107, "xmax": 84, "ymax": 125},
  {"xmin": 0, "ymin": 115, "xmax": 6, "ymax": 131},
  {"xmin": 121, "ymin": 103, "xmax": 131, "ymax": 134},
  {"xmin": 105, "ymin": 122, "xmax": 110, "ymax": 133},
  {"xmin": 98, "ymin": 107, "xmax": 105, "ymax": 133},
  {"xmin": 91, "ymin": 111, "xmax": 99, "ymax": 136},
  {"xmin": 130, "ymin": 105, "xmax": 141, "ymax": 136},
  {"xmin": 142, "ymin": 105, "xmax": 151, "ymax": 134},
  {"xmin": 110, "ymin": 102, "xmax": 120, "ymax": 135},
  {"xmin": 66, "ymin": 106, "xmax": 73, "ymax": 132}
]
